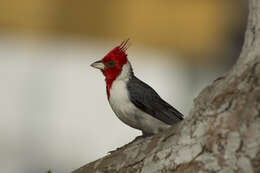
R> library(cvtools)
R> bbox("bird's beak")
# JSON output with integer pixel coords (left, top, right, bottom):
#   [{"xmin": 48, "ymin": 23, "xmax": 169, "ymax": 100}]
[{"xmin": 90, "ymin": 60, "xmax": 105, "ymax": 70}]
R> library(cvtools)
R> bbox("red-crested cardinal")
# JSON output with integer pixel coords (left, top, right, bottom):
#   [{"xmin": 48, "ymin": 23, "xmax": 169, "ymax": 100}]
[{"xmin": 91, "ymin": 39, "xmax": 184, "ymax": 136}]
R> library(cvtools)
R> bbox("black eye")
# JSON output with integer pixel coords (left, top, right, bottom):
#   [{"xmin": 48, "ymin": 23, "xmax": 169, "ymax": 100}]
[{"xmin": 106, "ymin": 61, "xmax": 116, "ymax": 67}]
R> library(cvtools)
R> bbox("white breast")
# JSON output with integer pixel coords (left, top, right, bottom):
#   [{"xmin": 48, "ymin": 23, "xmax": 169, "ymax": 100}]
[
  {"xmin": 108, "ymin": 62, "xmax": 170, "ymax": 134},
  {"xmin": 109, "ymin": 79, "xmax": 140, "ymax": 128}
]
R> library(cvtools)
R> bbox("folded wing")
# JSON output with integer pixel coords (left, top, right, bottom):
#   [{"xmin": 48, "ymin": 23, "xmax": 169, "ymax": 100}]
[{"xmin": 127, "ymin": 76, "xmax": 184, "ymax": 125}]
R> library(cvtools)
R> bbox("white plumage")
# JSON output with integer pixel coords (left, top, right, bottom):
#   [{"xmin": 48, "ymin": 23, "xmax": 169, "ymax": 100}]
[{"xmin": 108, "ymin": 62, "xmax": 170, "ymax": 135}]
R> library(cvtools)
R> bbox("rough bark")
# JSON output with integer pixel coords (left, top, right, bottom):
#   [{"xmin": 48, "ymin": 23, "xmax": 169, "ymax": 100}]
[{"xmin": 72, "ymin": 1, "xmax": 260, "ymax": 172}]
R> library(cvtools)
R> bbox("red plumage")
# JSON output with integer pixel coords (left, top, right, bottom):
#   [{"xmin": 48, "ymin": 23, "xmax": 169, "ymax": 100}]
[{"xmin": 101, "ymin": 39, "xmax": 130, "ymax": 98}]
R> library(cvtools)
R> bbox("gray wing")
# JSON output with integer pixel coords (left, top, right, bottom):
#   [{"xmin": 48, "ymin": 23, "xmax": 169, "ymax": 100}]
[{"xmin": 127, "ymin": 76, "xmax": 184, "ymax": 125}]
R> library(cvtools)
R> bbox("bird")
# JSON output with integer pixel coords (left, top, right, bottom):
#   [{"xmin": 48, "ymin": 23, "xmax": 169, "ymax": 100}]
[{"xmin": 91, "ymin": 39, "xmax": 184, "ymax": 137}]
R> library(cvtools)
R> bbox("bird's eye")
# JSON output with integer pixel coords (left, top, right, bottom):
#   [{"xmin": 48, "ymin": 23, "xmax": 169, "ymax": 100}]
[{"xmin": 106, "ymin": 61, "xmax": 116, "ymax": 67}]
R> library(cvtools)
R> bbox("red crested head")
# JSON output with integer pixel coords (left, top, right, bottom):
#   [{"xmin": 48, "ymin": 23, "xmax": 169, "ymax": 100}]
[
  {"xmin": 101, "ymin": 39, "xmax": 129, "ymax": 78},
  {"xmin": 91, "ymin": 39, "xmax": 130, "ymax": 98}
]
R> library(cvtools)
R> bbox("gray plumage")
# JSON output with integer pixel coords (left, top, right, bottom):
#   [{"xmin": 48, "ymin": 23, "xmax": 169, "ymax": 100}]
[{"xmin": 127, "ymin": 75, "xmax": 184, "ymax": 125}]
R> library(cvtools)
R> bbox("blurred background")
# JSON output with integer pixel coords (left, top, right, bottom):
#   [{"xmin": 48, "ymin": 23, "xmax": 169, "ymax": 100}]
[{"xmin": 0, "ymin": 0, "xmax": 248, "ymax": 173}]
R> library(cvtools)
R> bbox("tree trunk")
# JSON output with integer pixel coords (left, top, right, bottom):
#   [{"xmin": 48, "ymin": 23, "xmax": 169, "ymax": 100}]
[{"xmin": 72, "ymin": 0, "xmax": 260, "ymax": 172}]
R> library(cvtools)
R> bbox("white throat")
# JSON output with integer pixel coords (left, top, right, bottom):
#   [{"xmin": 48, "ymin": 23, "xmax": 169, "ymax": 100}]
[
  {"xmin": 108, "ymin": 61, "xmax": 132, "ymax": 114},
  {"xmin": 108, "ymin": 61, "xmax": 137, "ymax": 128}
]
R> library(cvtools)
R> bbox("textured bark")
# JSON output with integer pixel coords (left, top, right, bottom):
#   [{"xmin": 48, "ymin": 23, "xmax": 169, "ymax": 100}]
[{"xmin": 72, "ymin": 1, "xmax": 260, "ymax": 172}]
